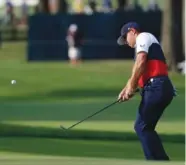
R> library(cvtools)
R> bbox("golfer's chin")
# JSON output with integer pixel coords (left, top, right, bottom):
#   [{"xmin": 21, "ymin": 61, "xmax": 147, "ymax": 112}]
[
  {"xmin": 127, "ymin": 43, "xmax": 135, "ymax": 48},
  {"xmin": 130, "ymin": 44, "xmax": 136, "ymax": 48},
  {"xmin": 128, "ymin": 45, "xmax": 135, "ymax": 48}
]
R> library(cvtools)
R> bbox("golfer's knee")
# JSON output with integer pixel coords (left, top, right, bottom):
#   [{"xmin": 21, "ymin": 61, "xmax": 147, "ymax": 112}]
[
  {"xmin": 134, "ymin": 122, "xmax": 154, "ymax": 134},
  {"xmin": 134, "ymin": 122, "xmax": 142, "ymax": 134}
]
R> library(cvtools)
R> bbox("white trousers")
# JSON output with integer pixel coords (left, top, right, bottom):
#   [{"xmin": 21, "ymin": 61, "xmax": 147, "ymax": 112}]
[{"xmin": 68, "ymin": 47, "xmax": 81, "ymax": 60}]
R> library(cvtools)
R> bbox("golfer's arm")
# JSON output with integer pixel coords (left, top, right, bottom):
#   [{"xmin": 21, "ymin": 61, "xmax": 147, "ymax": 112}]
[{"xmin": 128, "ymin": 52, "xmax": 147, "ymax": 88}]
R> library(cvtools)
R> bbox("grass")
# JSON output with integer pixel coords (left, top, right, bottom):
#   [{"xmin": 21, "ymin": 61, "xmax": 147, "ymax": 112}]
[
  {"xmin": 0, "ymin": 42, "xmax": 185, "ymax": 162},
  {"xmin": 1, "ymin": 120, "xmax": 184, "ymax": 134},
  {"xmin": 0, "ymin": 137, "xmax": 184, "ymax": 161},
  {"xmin": 0, "ymin": 156, "xmax": 184, "ymax": 165}
]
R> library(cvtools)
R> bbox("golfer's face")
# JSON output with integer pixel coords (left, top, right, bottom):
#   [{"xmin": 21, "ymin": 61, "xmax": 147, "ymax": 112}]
[{"xmin": 125, "ymin": 29, "xmax": 136, "ymax": 48}]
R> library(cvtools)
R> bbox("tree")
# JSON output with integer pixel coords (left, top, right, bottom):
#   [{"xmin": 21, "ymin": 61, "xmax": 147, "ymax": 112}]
[
  {"xmin": 162, "ymin": 0, "xmax": 184, "ymax": 71},
  {"xmin": 182, "ymin": 0, "xmax": 185, "ymax": 59},
  {"xmin": 161, "ymin": 0, "xmax": 184, "ymax": 72},
  {"xmin": 161, "ymin": 0, "xmax": 175, "ymax": 71},
  {"xmin": 171, "ymin": 0, "xmax": 184, "ymax": 63}
]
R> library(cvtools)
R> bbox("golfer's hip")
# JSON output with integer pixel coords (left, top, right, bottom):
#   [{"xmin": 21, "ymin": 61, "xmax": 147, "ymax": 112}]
[{"xmin": 141, "ymin": 76, "xmax": 175, "ymax": 98}]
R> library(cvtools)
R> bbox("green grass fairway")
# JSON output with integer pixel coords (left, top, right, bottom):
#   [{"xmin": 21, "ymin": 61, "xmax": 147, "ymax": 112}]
[
  {"xmin": 1, "ymin": 120, "xmax": 184, "ymax": 134},
  {"xmin": 0, "ymin": 157, "xmax": 184, "ymax": 165},
  {"xmin": 0, "ymin": 42, "xmax": 185, "ymax": 161},
  {"xmin": 0, "ymin": 156, "xmax": 184, "ymax": 165},
  {"xmin": 0, "ymin": 137, "xmax": 184, "ymax": 161}
]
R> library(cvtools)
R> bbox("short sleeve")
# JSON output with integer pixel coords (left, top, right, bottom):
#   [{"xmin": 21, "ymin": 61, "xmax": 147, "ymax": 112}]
[{"xmin": 136, "ymin": 33, "xmax": 151, "ymax": 54}]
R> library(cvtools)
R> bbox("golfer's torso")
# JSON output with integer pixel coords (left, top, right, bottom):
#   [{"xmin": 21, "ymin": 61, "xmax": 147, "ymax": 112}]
[{"xmin": 135, "ymin": 32, "xmax": 168, "ymax": 88}]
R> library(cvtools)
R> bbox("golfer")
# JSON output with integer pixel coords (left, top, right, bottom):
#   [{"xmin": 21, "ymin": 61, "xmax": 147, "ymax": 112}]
[{"xmin": 117, "ymin": 22, "xmax": 175, "ymax": 160}]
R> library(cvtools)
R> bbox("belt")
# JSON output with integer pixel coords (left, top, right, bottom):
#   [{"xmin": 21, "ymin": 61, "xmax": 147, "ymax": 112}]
[
  {"xmin": 146, "ymin": 75, "xmax": 168, "ymax": 86},
  {"xmin": 142, "ymin": 76, "xmax": 177, "ymax": 96}
]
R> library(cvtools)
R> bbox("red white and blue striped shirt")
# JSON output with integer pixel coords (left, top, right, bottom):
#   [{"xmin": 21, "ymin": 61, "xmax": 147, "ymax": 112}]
[{"xmin": 135, "ymin": 32, "xmax": 168, "ymax": 88}]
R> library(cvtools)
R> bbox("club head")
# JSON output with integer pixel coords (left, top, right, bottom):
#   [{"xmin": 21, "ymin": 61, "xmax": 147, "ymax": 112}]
[
  {"xmin": 60, "ymin": 125, "xmax": 68, "ymax": 135},
  {"xmin": 60, "ymin": 126, "xmax": 69, "ymax": 136},
  {"xmin": 60, "ymin": 125, "xmax": 68, "ymax": 132}
]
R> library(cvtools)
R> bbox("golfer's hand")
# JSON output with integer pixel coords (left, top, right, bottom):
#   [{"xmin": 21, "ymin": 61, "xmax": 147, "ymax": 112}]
[
  {"xmin": 118, "ymin": 86, "xmax": 134, "ymax": 102},
  {"xmin": 118, "ymin": 88, "xmax": 127, "ymax": 102},
  {"xmin": 123, "ymin": 86, "xmax": 135, "ymax": 100}
]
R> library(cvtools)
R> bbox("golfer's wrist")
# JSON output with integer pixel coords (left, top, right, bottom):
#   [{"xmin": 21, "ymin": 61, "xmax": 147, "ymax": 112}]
[{"xmin": 128, "ymin": 78, "xmax": 138, "ymax": 90}]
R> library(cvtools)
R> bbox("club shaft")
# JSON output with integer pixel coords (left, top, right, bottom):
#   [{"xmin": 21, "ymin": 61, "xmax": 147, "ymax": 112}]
[
  {"xmin": 67, "ymin": 100, "xmax": 119, "ymax": 130},
  {"xmin": 62, "ymin": 89, "xmax": 140, "ymax": 130}
]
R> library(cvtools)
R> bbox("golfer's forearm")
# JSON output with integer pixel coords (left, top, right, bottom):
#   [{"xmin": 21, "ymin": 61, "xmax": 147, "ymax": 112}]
[
  {"xmin": 128, "ymin": 53, "xmax": 147, "ymax": 88},
  {"xmin": 130, "ymin": 64, "xmax": 145, "ymax": 88}
]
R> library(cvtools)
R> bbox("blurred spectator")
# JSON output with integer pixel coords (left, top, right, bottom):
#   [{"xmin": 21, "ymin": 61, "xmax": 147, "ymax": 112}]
[
  {"xmin": 124, "ymin": 0, "xmax": 143, "ymax": 11},
  {"xmin": 124, "ymin": 1, "xmax": 134, "ymax": 11},
  {"xmin": 6, "ymin": 0, "xmax": 13, "ymax": 14},
  {"xmin": 84, "ymin": 0, "xmax": 97, "ymax": 15},
  {"xmin": 66, "ymin": 24, "xmax": 83, "ymax": 65},
  {"xmin": 35, "ymin": 4, "xmax": 40, "ymax": 14},
  {"xmin": 72, "ymin": 0, "xmax": 84, "ymax": 13},
  {"xmin": 21, "ymin": 0, "xmax": 28, "ymax": 24},
  {"xmin": 88, "ymin": 0, "xmax": 97, "ymax": 13},
  {"xmin": 147, "ymin": 0, "xmax": 160, "ymax": 11},
  {"xmin": 117, "ymin": 0, "xmax": 126, "ymax": 11},
  {"xmin": 84, "ymin": 5, "xmax": 93, "ymax": 15},
  {"xmin": 133, "ymin": 0, "xmax": 143, "ymax": 12},
  {"xmin": 4, "ymin": 0, "xmax": 15, "ymax": 25},
  {"xmin": 102, "ymin": 0, "xmax": 112, "ymax": 13},
  {"xmin": 49, "ymin": 0, "xmax": 59, "ymax": 14},
  {"xmin": 48, "ymin": 0, "xmax": 68, "ymax": 14}
]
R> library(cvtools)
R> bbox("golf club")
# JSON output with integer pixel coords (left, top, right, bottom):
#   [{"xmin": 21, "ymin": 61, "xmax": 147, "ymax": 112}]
[
  {"xmin": 60, "ymin": 88, "xmax": 140, "ymax": 131},
  {"xmin": 60, "ymin": 100, "xmax": 119, "ymax": 131}
]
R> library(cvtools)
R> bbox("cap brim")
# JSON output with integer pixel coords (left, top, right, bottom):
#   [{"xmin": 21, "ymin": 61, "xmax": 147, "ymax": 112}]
[{"xmin": 117, "ymin": 36, "xmax": 125, "ymax": 45}]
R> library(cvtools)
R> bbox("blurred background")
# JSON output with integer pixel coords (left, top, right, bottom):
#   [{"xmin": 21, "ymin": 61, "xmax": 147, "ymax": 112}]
[{"xmin": 0, "ymin": 0, "xmax": 185, "ymax": 165}]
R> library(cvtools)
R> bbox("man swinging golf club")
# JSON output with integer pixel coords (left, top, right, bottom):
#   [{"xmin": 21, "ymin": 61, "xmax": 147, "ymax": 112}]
[{"xmin": 117, "ymin": 22, "xmax": 176, "ymax": 160}]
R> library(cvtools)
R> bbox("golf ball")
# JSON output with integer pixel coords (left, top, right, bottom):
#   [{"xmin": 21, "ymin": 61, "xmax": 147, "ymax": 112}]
[{"xmin": 11, "ymin": 80, "xmax": 16, "ymax": 84}]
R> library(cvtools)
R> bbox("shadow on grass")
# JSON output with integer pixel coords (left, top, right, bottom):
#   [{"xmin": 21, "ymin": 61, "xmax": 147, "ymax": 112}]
[
  {"xmin": 0, "ymin": 88, "xmax": 122, "ymax": 102},
  {"xmin": 0, "ymin": 87, "xmax": 184, "ymax": 102},
  {"xmin": 47, "ymin": 88, "xmax": 121, "ymax": 98},
  {"xmin": 0, "ymin": 123, "xmax": 184, "ymax": 160},
  {"xmin": 0, "ymin": 123, "xmax": 184, "ymax": 143}
]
